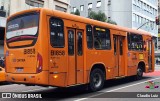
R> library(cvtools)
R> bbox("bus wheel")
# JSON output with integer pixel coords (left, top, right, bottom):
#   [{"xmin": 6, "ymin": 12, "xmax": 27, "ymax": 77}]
[
  {"xmin": 89, "ymin": 68, "xmax": 105, "ymax": 92},
  {"xmin": 135, "ymin": 67, "xmax": 143, "ymax": 80}
]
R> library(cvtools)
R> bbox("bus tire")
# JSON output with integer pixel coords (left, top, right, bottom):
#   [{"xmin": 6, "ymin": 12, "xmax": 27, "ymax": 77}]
[
  {"xmin": 135, "ymin": 67, "xmax": 143, "ymax": 80},
  {"xmin": 89, "ymin": 68, "xmax": 105, "ymax": 92}
]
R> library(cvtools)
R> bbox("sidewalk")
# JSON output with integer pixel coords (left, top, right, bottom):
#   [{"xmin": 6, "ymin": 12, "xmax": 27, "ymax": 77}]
[
  {"xmin": 155, "ymin": 65, "xmax": 160, "ymax": 71},
  {"xmin": 143, "ymin": 65, "xmax": 160, "ymax": 76}
]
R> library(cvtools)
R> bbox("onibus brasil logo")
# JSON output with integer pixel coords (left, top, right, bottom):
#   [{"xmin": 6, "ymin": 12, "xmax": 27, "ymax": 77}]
[{"xmin": 145, "ymin": 81, "xmax": 160, "ymax": 89}]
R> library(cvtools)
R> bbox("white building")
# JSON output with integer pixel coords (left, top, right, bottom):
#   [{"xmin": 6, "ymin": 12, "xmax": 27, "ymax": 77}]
[
  {"xmin": 10, "ymin": 0, "xmax": 71, "ymax": 15},
  {"xmin": 0, "ymin": 0, "xmax": 71, "ymax": 57},
  {"xmin": 71, "ymin": 0, "xmax": 158, "ymax": 37},
  {"xmin": 155, "ymin": 0, "xmax": 160, "ymax": 61},
  {"xmin": 0, "ymin": 0, "xmax": 9, "ymax": 57}
]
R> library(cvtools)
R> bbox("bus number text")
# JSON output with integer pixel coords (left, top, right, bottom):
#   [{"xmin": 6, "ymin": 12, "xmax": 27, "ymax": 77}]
[{"xmin": 51, "ymin": 50, "xmax": 65, "ymax": 56}]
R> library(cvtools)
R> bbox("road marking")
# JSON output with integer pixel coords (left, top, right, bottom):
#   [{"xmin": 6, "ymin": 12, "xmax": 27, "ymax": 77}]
[{"xmin": 74, "ymin": 77, "xmax": 160, "ymax": 101}]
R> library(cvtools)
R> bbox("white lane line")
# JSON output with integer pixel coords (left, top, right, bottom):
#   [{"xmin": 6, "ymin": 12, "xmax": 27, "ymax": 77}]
[{"xmin": 74, "ymin": 77, "xmax": 160, "ymax": 101}]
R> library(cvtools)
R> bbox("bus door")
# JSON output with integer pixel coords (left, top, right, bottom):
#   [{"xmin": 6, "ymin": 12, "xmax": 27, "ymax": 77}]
[
  {"xmin": 148, "ymin": 40, "xmax": 153, "ymax": 71},
  {"xmin": 67, "ymin": 28, "xmax": 84, "ymax": 85},
  {"xmin": 113, "ymin": 35, "xmax": 125, "ymax": 77}
]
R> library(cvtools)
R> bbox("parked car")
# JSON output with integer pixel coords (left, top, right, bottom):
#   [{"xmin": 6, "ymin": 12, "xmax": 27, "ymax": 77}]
[{"xmin": 0, "ymin": 67, "xmax": 5, "ymax": 82}]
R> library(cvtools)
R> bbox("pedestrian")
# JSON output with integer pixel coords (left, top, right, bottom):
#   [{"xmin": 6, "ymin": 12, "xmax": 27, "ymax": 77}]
[{"xmin": 156, "ymin": 59, "xmax": 158, "ymax": 65}]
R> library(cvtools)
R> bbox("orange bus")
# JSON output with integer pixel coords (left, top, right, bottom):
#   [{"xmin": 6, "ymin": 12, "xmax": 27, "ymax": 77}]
[{"xmin": 5, "ymin": 8, "xmax": 154, "ymax": 91}]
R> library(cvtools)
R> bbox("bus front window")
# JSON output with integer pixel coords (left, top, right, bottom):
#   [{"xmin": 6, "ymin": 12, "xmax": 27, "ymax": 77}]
[{"xmin": 6, "ymin": 12, "xmax": 39, "ymax": 48}]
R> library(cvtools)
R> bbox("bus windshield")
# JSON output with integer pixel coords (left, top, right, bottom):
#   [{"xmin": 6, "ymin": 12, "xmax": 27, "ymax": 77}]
[{"xmin": 6, "ymin": 12, "xmax": 39, "ymax": 48}]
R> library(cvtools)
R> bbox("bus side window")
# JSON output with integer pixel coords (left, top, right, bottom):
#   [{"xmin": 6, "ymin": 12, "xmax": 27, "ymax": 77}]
[
  {"xmin": 68, "ymin": 30, "xmax": 74, "ymax": 55},
  {"xmin": 127, "ymin": 33, "xmax": 131, "ymax": 50},
  {"xmin": 86, "ymin": 25, "xmax": 93, "ymax": 49},
  {"xmin": 129, "ymin": 33, "xmax": 143, "ymax": 51},
  {"xmin": 94, "ymin": 27, "xmax": 111, "ymax": 50},
  {"xmin": 120, "ymin": 38, "xmax": 123, "ymax": 55},
  {"xmin": 50, "ymin": 17, "xmax": 64, "ymax": 48},
  {"xmin": 78, "ymin": 32, "xmax": 83, "ymax": 55}
]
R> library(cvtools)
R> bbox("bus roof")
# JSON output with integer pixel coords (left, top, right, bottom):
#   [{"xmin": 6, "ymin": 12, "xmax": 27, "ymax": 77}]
[{"xmin": 7, "ymin": 8, "xmax": 151, "ymax": 36}]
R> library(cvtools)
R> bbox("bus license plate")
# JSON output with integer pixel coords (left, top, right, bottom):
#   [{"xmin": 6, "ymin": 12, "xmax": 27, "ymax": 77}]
[{"xmin": 16, "ymin": 68, "xmax": 23, "ymax": 72}]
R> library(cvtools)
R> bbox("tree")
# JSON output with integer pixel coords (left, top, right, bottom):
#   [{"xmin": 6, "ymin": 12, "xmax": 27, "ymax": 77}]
[
  {"xmin": 107, "ymin": 19, "xmax": 117, "ymax": 25},
  {"xmin": 88, "ymin": 10, "xmax": 117, "ymax": 25},
  {"xmin": 88, "ymin": 11, "xmax": 107, "ymax": 22},
  {"xmin": 71, "ymin": 9, "xmax": 80, "ymax": 16}
]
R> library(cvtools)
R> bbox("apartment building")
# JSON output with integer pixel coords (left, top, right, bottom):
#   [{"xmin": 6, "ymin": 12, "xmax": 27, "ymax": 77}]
[
  {"xmin": 0, "ymin": 0, "xmax": 9, "ymax": 57},
  {"xmin": 71, "ymin": 0, "xmax": 158, "ymax": 61},
  {"xmin": 155, "ymin": 0, "xmax": 160, "ymax": 62},
  {"xmin": 71, "ymin": 0, "xmax": 158, "ymax": 36},
  {"xmin": 0, "ymin": 0, "xmax": 71, "ymax": 57},
  {"xmin": 10, "ymin": 0, "xmax": 71, "ymax": 15}
]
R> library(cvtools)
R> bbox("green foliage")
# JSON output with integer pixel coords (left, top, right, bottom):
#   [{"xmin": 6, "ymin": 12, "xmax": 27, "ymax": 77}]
[
  {"xmin": 88, "ymin": 10, "xmax": 117, "ymax": 25},
  {"xmin": 88, "ymin": 11, "xmax": 107, "ymax": 22},
  {"xmin": 71, "ymin": 9, "xmax": 80, "ymax": 16},
  {"xmin": 107, "ymin": 19, "xmax": 117, "ymax": 25}
]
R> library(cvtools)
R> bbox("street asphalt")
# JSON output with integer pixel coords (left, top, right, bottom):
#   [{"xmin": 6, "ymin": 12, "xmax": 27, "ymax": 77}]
[{"xmin": 0, "ymin": 66, "xmax": 160, "ymax": 101}]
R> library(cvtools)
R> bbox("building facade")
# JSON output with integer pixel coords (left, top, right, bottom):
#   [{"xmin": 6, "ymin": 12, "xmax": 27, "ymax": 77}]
[
  {"xmin": 71, "ymin": 0, "xmax": 158, "ymax": 37},
  {"xmin": 0, "ymin": 0, "xmax": 9, "ymax": 57},
  {"xmin": 0, "ymin": 0, "xmax": 71, "ymax": 57},
  {"xmin": 155, "ymin": 0, "xmax": 160, "ymax": 63},
  {"xmin": 10, "ymin": 0, "xmax": 70, "ymax": 15}
]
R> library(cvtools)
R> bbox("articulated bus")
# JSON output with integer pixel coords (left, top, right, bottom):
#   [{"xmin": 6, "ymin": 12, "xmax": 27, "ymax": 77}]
[{"xmin": 4, "ymin": 8, "xmax": 154, "ymax": 91}]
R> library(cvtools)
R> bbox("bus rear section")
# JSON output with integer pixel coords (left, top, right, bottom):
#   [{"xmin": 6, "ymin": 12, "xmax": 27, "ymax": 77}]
[{"xmin": 5, "ymin": 11, "xmax": 48, "ymax": 85}]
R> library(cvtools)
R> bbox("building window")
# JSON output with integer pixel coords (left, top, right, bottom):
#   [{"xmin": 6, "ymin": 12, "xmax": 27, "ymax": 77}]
[
  {"xmin": 133, "ymin": 13, "xmax": 136, "ymax": 22},
  {"xmin": 55, "ymin": 5, "xmax": 67, "ymax": 12},
  {"xmin": 140, "ymin": 1, "xmax": 142, "ymax": 8},
  {"xmin": 136, "ymin": 15, "xmax": 138, "ymax": 23},
  {"xmin": 86, "ymin": 25, "xmax": 93, "ymax": 49},
  {"xmin": 139, "ymin": 17, "xmax": 142, "ymax": 24},
  {"xmin": 144, "ymin": 3, "xmax": 146, "ymax": 10},
  {"xmin": 152, "ymin": 8, "xmax": 154, "ymax": 14},
  {"xmin": 88, "ymin": 3, "xmax": 92, "ymax": 9},
  {"xmin": 25, "ymin": 0, "xmax": 44, "ymax": 7},
  {"xmin": 149, "ymin": 6, "xmax": 152, "ymax": 13},
  {"xmin": 147, "ymin": 5, "xmax": 149, "ymax": 11},
  {"xmin": 134, "ymin": 0, "xmax": 137, "ymax": 4},
  {"xmin": 96, "ymin": 1, "xmax": 101, "ymax": 8},
  {"xmin": 80, "ymin": 5, "xmax": 84, "ymax": 11},
  {"xmin": 137, "ymin": 0, "xmax": 140, "ymax": 7},
  {"xmin": 138, "ymin": 16, "xmax": 140, "ymax": 23},
  {"xmin": 155, "ymin": 9, "xmax": 157, "ymax": 15},
  {"xmin": 50, "ymin": 17, "xmax": 64, "ymax": 48},
  {"xmin": 133, "ymin": 0, "xmax": 136, "ymax": 4},
  {"xmin": 94, "ymin": 27, "xmax": 111, "ymax": 50},
  {"xmin": 140, "ymin": 17, "xmax": 143, "ymax": 24},
  {"xmin": 73, "ymin": 7, "xmax": 76, "ymax": 12}
]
